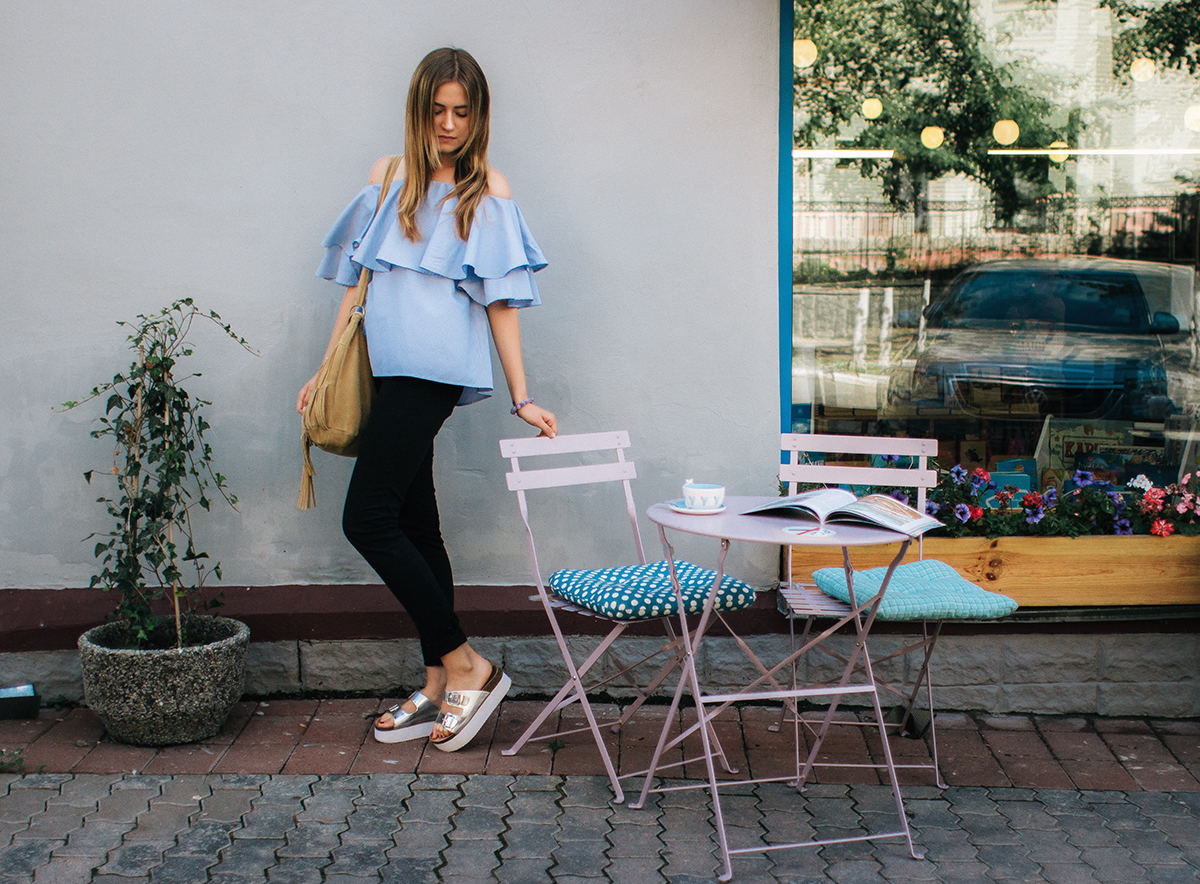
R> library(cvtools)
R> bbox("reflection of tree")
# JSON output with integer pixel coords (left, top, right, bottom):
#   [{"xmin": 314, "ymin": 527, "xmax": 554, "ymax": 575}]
[
  {"xmin": 794, "ymin": 0, "xmax": 1077, "ymax": 225},
  {"xmin": 1100, "ymin": 0, "xmax": 1200, "ymax": 76}
]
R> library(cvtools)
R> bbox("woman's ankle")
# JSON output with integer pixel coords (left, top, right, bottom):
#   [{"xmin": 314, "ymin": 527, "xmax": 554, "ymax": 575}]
[
  {"xmin": 440, "ymin": 644, "xmax": 492, "ymax": 687},
  {"xmin": 420, "ymin": 665, "xmax": 447, "ymax": 700}
]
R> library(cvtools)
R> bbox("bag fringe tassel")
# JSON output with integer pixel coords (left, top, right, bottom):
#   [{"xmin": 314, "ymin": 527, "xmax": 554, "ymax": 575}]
[{"xmin": 299, "ymin": 437, "xmax": 317, "ymax": 510}]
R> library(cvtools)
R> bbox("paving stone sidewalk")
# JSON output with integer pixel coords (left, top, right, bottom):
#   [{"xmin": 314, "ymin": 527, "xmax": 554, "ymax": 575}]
[
  {"xmin": 2, "ymin": 703, "xmax": 1199, "ymax": 880},
  {"xmin": 3, "ymin": 772, "xmax": 1200, "ymax": 882},
  {"xmin": 6, "ymin": 700, "xmax": 1200, "ymax": 794}
]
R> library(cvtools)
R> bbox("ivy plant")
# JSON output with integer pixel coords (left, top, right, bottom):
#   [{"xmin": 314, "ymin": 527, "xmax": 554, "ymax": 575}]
[{"xmin": 63, "ymin": 299, "xmax": 256, "ymax": 650}]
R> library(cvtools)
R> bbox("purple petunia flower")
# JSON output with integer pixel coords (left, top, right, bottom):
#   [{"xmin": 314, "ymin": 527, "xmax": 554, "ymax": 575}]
[
  {"xmin": 954, "ymin": 503, "xmax": 971, "ymax": 523},
  {"xmin": 1025, "ymin": 506, "xmax": 1044, "ymax": 524},
  {"xmin": 1113, "ymin": 517, "xmax": 1132, "ymax": 535},
  {"xmin": 925, "ymin": 500, "xmax": 941, "ymax": 515},
  {"xmin": 1043, "ymin": 487, "xmax": 1058, "ymax": 508},
  {"xmin": 1073, "ymin": 470, "xmax": 1094, "ymax": 488},
  {"xmin": 890, "ymin": 489, "xmax": 910, "ymax": 506},
  {"xmin": 950, "ymin": 465, "xmax": 967, "ymax": 484}
]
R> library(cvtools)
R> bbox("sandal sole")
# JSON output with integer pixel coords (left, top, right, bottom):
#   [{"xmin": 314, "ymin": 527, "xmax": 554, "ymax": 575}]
[
  {"xmin": 432, "ymin": 669, "xmax": 511, "ymax": 753},
  {"xmin": 372, "ymin": 719, "xmax": 435, "ymax": 743}
]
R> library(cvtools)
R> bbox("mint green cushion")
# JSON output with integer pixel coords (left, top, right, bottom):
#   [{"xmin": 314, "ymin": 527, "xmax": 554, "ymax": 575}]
[
  {"xmin": 549, "ymin": 560, "xmax": 755, "ymax": 621},
  {"xmin": 812, "ymin": 559, "xmax": 1017, "ymax": 621}
]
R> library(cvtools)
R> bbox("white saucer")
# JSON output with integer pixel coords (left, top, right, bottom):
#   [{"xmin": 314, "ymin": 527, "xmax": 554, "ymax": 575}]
[{"xmin": 668, "ymin": 499, "xmax": 726, "ymax": 515}]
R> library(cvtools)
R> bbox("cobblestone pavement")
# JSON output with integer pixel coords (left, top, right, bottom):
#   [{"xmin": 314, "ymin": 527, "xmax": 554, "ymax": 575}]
[
  {"xmin": 3, "ymin": 702, "xmax": 1199, "ymax": 881},
  {"xmin": 3, "ymin": 772, "xmax": 1200, "ymax": 882}
]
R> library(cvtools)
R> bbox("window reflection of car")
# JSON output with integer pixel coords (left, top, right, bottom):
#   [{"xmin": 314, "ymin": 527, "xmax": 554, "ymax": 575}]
[{"xmin": 904, "ymin": 258, "xmax": 1192, "ymax": 421}]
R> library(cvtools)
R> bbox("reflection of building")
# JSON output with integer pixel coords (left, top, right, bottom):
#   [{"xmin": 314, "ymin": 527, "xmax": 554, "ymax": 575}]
[{"xmin": 977, "ymin": 0, "xmax": 1199, "ymax": 199}]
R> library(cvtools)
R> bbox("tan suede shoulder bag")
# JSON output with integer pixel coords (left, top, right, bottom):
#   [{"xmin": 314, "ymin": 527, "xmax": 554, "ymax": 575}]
[{"xmin": 299, "ymin": 155, "xmax": 402, "ymax": 509}]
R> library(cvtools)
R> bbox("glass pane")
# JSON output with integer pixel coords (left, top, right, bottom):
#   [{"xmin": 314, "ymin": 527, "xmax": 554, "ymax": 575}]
[{"xmin": 790, "ymin": 0, "xmax": 1200, "ymax": 497}]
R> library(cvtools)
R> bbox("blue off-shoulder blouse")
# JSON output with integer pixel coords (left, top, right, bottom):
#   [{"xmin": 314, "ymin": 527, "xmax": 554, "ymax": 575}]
[{"xmin": 316, "ymin": 178, "xmax": 547, "ymax": 406}]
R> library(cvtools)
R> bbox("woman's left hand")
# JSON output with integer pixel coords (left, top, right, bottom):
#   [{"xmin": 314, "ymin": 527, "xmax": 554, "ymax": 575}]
[{"xmin": 517, "ymin": 402, "xmax": 557, "ymax": 438}]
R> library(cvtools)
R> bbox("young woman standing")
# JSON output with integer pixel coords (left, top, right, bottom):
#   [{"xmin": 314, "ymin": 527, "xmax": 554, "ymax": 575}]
[{"xmin": 298, "ymin": 47, "xmax": 556, "ymax": 751}]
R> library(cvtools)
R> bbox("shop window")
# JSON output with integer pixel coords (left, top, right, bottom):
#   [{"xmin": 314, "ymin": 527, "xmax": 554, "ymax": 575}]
[{"xmin": 786, "ymin": 0, "xmax": 1200, "ymax": 495}]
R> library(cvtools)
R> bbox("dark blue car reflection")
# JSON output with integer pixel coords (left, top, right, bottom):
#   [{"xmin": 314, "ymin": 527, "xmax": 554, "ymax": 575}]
[{"xmin": 907, "ymin": 259, "xmax": 1187, "ymax": 421}]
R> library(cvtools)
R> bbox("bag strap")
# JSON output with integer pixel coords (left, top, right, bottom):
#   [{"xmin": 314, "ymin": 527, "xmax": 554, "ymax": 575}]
[{"xmin": 352, "ymin": 155, "xmax": 403, "ymax": 309}]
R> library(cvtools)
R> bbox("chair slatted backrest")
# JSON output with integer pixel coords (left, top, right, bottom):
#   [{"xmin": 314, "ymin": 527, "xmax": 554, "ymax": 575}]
[
  {"xmin": 501, "ymin": 431, "xmax": 646, "ymax": 594},
  {"xmin": 780, "ymin": 433, "xmax": 939, "ymax": 513}
]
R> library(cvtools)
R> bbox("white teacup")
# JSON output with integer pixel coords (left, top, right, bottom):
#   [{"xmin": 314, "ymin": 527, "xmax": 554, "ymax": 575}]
[{"xmin": 682, "ymin": 480, "xmax": 725, "ymax": 510}]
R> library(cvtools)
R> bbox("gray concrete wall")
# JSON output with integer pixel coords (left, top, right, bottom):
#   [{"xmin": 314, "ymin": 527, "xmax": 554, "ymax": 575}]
[
  {"xmin": 0, "ymin": 1, "xmax": 782, "ymax": 595},
  {"xmin": 14, "ymin": 631, "xmax": 1199, "ymax": 718}
]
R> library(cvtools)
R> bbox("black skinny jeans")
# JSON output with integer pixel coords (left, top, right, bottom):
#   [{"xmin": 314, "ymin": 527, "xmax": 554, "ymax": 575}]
[{"xmin": 342, "ymin": 376, "xmax": 467, "ymax": 666}]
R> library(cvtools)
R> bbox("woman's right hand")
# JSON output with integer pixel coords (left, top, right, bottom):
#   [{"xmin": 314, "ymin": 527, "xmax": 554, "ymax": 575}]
[
  {"xmin": 296, "ymin": 374, "xmax": 318, "ymax": 415},
  {"xmin": 516, "ymin": 402, "xmax": 557, "ymax": 438}
]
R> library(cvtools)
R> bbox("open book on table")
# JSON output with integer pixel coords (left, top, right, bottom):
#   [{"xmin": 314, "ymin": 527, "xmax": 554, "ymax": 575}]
[{"xmin": 742, "ymin": 488, "xmax": 943, "ymax": 537}]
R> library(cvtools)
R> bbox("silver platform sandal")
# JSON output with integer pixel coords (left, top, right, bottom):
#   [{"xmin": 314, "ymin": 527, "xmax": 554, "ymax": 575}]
[{"xmin": 373, "ymin": 690, "xmax": 439, "ymax": 743}]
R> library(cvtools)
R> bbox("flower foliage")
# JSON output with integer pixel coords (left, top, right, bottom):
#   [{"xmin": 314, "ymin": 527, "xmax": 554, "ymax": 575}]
[
  {"xmin": 62, "ymin": 299, "xmax": 257, "ymax": 649},
  {"xmin": 927, "ymin": 464, "xmax": 1200, "ymax": 538}
]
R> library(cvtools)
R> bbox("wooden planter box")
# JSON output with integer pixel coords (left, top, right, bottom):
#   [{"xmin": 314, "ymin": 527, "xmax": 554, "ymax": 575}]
[{"xmin": 789, "ymin": 534, "xmax": 1200, "ymax": 608}]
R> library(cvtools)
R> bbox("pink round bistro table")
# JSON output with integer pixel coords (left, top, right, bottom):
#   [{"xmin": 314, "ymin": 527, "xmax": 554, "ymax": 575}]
[{"xmin": 638, "ymin": 494, "xmax": 921, "ymax": 881}]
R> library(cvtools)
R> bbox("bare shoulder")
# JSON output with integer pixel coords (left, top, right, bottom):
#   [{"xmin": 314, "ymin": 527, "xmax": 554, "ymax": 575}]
[
  {"xmin": 368, "ymin": 155, "xmax": 404, "ymax": 185},
  {"xmin": 486, "ymin": 166, "xmax": 512, "ymax": 199}
]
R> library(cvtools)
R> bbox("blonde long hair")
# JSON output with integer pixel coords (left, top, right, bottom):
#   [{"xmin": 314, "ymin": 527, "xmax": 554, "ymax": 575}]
[{"xmin": 397, "ymin": 47, "xmax": 491, "ymax": 242}]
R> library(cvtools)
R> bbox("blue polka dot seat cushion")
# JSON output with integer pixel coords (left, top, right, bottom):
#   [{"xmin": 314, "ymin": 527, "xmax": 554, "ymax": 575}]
[
  {"xmin": 549, "ymin": 560, "xmax": 756, "ymax": 621},
  {"xmin": 811, "ymin": 559, "xmax": 1017, "ymax": 621}
]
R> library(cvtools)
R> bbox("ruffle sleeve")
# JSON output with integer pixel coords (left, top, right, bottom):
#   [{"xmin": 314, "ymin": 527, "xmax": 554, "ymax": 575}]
[
  {"xmin": 450, "ymin": 200, "xmax": 546, "ymax": 308},
  {"xmin": 315, "ymin": 186, "xmax": 379, "ymax": 287},
  {"xmin": 420, "ymin": 197, "xmax": 548, "ymax": 281},
  {"xmin": 461, "ymin": 266, "xmax": 543, "ymax": 308},
  {"xmin": 352, "ymin": 184, "xmax": 545, "ymax": 305},
  {"xmin": 319, "ymin": 180, "xmax": 547, "ymax": 308}
]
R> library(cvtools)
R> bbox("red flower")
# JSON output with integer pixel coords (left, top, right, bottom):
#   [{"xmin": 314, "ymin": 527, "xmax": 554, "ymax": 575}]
[
  {"xmin": 969, "ymin": 505, "xmax": 983, "ymax": 520},
  {"xmin": 1021, "ymin": 492, "xmax": 1043, "ymax": 509},
  {"xmin": 971, "ymin": 467, "xmax": 991, "ymax": 482},
  {"xmin": 1139, "ymin": 487, "xmax": 1166, "ymax": 514},
  {"xmin": 1151, "ymin": 519, "xmax": 1175, "ymax": 537}
]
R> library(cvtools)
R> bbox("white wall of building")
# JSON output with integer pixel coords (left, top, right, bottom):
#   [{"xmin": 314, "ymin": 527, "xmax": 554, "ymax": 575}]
[{"xmin": 0, "ymin": 1, "xmax": 783, "ymax": 593}]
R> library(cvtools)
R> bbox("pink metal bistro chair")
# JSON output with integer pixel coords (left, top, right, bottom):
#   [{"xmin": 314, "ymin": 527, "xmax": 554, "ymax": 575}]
[
  {"xmin": 776, "ymin": 432, "xmax": 1017, "ymax": 788},
  {"xmin": 499, "ymin": 430, "xmax": 755, "ymax": 803}
]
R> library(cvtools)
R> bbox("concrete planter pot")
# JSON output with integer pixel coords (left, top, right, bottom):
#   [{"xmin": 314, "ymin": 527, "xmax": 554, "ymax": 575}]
[
  {"xmin": 790, "ymin": 534, "xmax": 1200, "ymax": 607},
  {"xmin": 78, "ymin": 615, "xmax": 249, "ymax": 746}
]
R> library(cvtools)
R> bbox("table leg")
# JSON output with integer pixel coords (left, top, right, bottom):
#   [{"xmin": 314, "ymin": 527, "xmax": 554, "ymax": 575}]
[
  {"xmin": 630, "ymin": 528, "xmax": 735, "ymax": 880},
  {"xmin": 684, "ymin": 536, "xmax": 735, "ymax": 881},
  {"xmin": 792, "ymin": 540, "xmax": 922, "ymax": 860}
]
